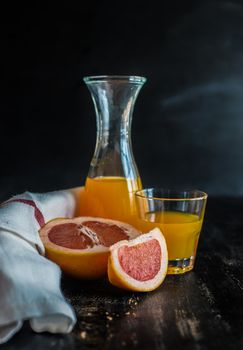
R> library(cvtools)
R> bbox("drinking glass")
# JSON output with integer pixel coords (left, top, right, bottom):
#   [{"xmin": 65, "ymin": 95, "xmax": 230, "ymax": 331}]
[{"xmin": 135, "ymin": 189, "xmax": 207, "ymax": 274}]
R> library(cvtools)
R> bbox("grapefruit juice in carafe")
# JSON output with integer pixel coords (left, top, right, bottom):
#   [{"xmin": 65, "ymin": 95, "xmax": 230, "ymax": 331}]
[
  {"xmin": 81, "ymin": 176, "xmax": 142, "ymax": 223},
  {"xmin": 79, "ymin": 76, "xmax": 146, "ymax": 224}
]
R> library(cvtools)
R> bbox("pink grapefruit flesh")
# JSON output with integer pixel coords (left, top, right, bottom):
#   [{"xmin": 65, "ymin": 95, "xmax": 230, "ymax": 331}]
[
  {"xmin": 82, "ymin": 221, "xmax": 129, "ymax": 247},
  {"xmin": 48, "ymin": 223, "xmax": 94, "ymax": 249},
  {"xmin": 118, "ymin": 239, "xmax": 162, "ymax": 282}
]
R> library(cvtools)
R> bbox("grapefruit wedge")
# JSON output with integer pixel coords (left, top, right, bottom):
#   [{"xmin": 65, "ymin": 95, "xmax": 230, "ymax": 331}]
[
  {"xmin": 39, "ymin": 217, "xmax": 140, "ymax": 279},
  {"xmin": 108, "ymin": 228, "xmax": 168, "ymax": 292}
]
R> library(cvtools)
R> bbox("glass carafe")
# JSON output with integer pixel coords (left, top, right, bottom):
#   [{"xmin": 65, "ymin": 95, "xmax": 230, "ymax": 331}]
[{"xmin": 80, "ymin": 75, "xmax": 146, "ymax": 225}]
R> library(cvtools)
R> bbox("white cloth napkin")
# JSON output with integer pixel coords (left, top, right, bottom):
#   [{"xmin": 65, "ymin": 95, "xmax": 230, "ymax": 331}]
[{"xmin": 0, "ymin": 188, "xmax": 81, "ymax": 344}]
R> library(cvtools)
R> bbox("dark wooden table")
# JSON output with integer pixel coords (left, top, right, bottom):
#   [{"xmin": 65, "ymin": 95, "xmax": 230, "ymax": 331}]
[{"xmin": 2, "ymin": 197, "xmax": 243, "ymax": 350}]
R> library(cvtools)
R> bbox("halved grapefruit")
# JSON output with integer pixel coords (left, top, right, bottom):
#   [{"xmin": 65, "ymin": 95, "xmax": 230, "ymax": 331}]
[
  {"xmin": 108, "ymin": 228, "xmax": 168, "ymax": 292},
  {"xmin": 39, "ymin": 217, "xmax": 140, "ymax": 279}
]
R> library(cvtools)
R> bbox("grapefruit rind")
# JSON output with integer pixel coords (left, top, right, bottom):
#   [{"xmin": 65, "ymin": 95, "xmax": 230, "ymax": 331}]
[
  {"xmin": 108, "ymin": 228, "xmax": 168, "ymax": 292},
  {"xmin": 39, "ymin": 216, "xmax": 140, "ymax": 279}
]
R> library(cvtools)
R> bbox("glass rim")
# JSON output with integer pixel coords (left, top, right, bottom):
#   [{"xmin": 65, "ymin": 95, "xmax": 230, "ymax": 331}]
[
  {"xmin": 83, "ymin": 75, "xmax": 147, "ymax": 84},
  {"xmin": 135, "ymin": 188, "xmax": 208, "ymax": 201}
]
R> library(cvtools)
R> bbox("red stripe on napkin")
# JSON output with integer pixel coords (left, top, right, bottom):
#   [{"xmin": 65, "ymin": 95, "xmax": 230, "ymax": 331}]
[{"xmin": 3, "ymin": 199, "xmax": 45, "ymax": 227}]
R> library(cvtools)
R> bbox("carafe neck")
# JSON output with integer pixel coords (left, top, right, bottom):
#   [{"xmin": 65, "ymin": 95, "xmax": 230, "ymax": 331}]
[{"xmin": 84, "ymin": 76, "xmax": 146, "ymax": 179}]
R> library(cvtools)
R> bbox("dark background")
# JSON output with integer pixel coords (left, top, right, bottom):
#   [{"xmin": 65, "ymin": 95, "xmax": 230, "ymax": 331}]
[{"xmin": 2, "ymin": 0, "xmax": 243, "ymax": 199}]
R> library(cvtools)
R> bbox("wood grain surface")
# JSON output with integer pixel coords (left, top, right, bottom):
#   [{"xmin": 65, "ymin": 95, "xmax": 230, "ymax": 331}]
[{"xmin": 2, "ymin": 197, "xmax": 243, "ymax": 350}]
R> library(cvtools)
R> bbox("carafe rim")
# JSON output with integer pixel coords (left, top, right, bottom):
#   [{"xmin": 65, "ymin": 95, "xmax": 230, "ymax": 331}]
[{"xmin": 83, "ymin": 75, "xmax": 146, "ymax": 84}]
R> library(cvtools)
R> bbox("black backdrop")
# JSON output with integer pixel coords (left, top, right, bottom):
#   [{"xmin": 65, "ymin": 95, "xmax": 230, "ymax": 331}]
[{"xmin": 2, "ymin": 0, "xmax": 243, "ymax": 199}]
